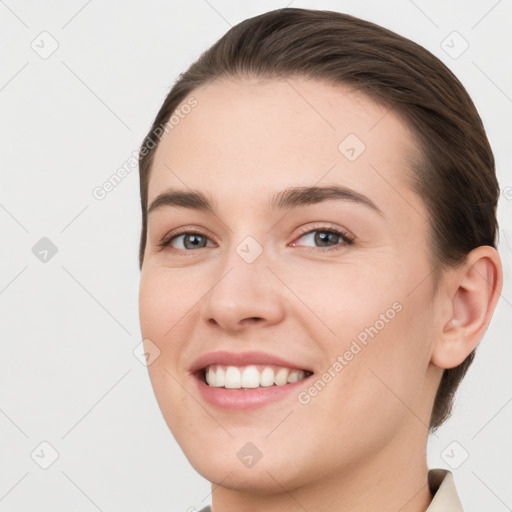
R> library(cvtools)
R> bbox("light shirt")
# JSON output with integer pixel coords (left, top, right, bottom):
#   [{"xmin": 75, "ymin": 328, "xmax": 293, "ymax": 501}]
[{"xmin": 197, "ymin": 468, "xmax": 463, "ymax": 511}]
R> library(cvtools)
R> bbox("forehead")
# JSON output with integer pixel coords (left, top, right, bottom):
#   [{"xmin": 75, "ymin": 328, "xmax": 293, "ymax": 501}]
[{"xmin": 149, "ymin": 77, "xmax": 420, "ymax": 217}]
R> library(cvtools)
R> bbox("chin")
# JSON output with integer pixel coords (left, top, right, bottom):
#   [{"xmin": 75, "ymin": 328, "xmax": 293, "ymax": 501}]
[
  {"xmin": 192, "ymin": 457, "xmax": 302, "ymax": 495},
  {"xmin": 179, "ymin": 434, "xmax": 315, "ymax": 494}
]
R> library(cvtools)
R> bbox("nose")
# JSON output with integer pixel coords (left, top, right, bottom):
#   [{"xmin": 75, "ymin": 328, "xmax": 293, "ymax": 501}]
[{"xmin": 199, "ymin": 244, "xmax": 286, "ymax": 333}]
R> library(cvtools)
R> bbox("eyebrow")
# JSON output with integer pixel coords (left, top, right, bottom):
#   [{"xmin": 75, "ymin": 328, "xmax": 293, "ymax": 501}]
[{"xmin": 147, "ymin": 185, "xmax": 384, "ymax": 217}]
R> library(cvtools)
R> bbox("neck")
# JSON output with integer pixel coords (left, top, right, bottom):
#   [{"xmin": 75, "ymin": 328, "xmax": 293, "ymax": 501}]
[{"xmin": 210, "ymin": 422, "xmax": 433, "ymax": 512}]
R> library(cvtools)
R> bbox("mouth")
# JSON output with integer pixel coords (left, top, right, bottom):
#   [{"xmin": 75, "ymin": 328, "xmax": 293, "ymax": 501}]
[
  {"xmin": 189, "ymin": 350, "xmax": 316, "ymax": 409},
  {"xmin": 197, "ymin": 364, "xmax": 314, "ymax": 389}
]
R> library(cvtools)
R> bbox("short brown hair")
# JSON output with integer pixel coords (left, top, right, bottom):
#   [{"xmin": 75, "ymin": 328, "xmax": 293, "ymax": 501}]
[{"xmin": 137, "ymin": 7, "xmax": 499, "ymax": 432}]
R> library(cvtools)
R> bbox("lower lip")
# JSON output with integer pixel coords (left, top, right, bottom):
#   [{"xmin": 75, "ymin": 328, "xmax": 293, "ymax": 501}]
[{"xmin": 193, "ymin": 372, "xmax": 314, "ymax": 410}]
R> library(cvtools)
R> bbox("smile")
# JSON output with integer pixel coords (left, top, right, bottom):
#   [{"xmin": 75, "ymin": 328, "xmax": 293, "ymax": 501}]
[
  {"xmin": 203, "ymin": 364, "xmax": 313, "ymax": 389},
  {"xmin": 190, "ymin": 350, "xmax": 316, "ymax": 410}
]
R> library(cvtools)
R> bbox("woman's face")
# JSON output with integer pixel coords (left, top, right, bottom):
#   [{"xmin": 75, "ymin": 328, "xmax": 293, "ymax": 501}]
[{"xmin": 139, "ymin": 78, "xmax": 443, "ymax": 491}]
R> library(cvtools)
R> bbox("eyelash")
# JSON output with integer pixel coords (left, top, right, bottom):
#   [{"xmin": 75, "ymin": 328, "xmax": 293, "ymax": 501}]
[{"xmin": 157, "ymin": 224, "xmax": 355, "ymax": 254}]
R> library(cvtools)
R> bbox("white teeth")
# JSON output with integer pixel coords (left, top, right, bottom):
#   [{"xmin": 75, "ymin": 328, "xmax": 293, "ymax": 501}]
[
  {"xmin": 260, "ymin": 367, "xmax": 275, "ymax": 387},
  {"xmin": 207, "ymin": 367, "xmax": 216, "ymax": 387},
  {"xmin": 224, "ymin": 366, "xmax": 241, "ymax": 389},
  {"xmin": 275, "ymin": 367, "xmax": 289, "ymax": 386},
  {"xmin": 210, "ymin": 366, "xmax": 224, "ymax": 387},
  {"xmin": 241, "ymin": 366, "xmax": 260, "ymax": 388},
  {"xmin": 287, "ymin": 370, "xmax": 301, "ymax": 383},
  {"xmin": 204, "ymin": 364, "xmax": 308, "ymax": 388}
]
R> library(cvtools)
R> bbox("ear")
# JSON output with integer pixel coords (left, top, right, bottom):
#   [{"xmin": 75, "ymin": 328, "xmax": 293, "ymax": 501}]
[{"xmin": 431, "ymin": 246, "xmax": 503, "ymax": 369}]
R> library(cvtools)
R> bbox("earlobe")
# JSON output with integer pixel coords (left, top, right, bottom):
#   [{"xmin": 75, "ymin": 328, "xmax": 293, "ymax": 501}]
[{"xmin": 431, "ymin": 246, "xmax": 503, "ymax": 370}]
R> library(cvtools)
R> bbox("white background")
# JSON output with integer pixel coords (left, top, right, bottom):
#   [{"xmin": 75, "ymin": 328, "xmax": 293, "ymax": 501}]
[{"xmin": 1, "ymin": 0, "xmax": 511, "ymax": 510}]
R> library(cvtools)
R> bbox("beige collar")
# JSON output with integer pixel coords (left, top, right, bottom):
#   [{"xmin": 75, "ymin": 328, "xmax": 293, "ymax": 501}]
[{"xmin": 426, "ymin": 468, "xmax": 464, "ymax": 511}]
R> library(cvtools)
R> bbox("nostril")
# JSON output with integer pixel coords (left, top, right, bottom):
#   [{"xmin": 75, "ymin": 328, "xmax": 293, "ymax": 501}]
[{"xmin": 245, "ymin": 317, "xmax": 263, "ymax": 324}]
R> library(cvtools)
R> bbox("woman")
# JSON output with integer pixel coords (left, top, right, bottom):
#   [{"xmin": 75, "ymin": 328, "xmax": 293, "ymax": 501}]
[{"xmin": 137, "ymin": 8, "xmax": 502, "ymax": 511}]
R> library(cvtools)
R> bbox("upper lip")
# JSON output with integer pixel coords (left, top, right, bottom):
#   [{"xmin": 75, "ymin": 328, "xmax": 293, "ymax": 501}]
[{"xmin": 190, "ymin": 350, "xmax": 314, "ymax": 374}]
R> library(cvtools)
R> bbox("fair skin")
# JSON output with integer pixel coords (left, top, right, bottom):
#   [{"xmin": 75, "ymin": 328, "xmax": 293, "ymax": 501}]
[{"xmin": 139, "ymin": 78, "xmax": 502, "ymax": 512}]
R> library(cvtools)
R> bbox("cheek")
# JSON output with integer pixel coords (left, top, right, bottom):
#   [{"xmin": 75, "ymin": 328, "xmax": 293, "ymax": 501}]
[
  {"xmin": 139, "ymin": 267, "xmax": 196, "ymax": 336},
  {"xmin": 138, "ymin": 269, "xmax": 190, "ymax": 395},
  {"xmin": 306, "ymin": 313, "xmax": 427, "ymax": 457},
  {"xmin": 139, "ymin": 271, "xmax": 195, "ymax": 426},
  {"xmin": 308, "ymin": 261, "xmax": 432, "ymax": 410},
  {"xmin": 291, "ymin": 258, "xmax": 401, "ymax": 338},
  {"xmin": 138, "ymin": 274, "xmax": 166, "ymax": 337}
]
